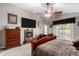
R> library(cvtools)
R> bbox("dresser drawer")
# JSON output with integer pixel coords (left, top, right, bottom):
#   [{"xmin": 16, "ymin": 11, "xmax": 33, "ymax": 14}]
[
  {"xmin": 6, "ymin": 35, "xmax": 20, "ymax": 39},
  {"xmin": 6, "ymin": 29, "xmax": 20, "ymax": 33},
  {"xmin": 6, "ymin": 41, "xmax": 20, "ymax": 45},
  {"xmin": 6, "ymin": 32, "xmax": 20, "ymax": 36},
  {"xmin": 6, "ymin": 43, "xmax": 20, "ymax": 49},
  {"xmin": 6, "ymin": 39, "xmax": 20, "ymax": 42},
  {"xmin": 5, "ymin": 28, "xmax": 20, "ymax": 49}
]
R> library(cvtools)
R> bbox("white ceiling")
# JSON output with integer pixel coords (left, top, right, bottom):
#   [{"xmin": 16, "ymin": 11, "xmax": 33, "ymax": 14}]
[
  {"xmin": 12, "ymin": 3, "xmax": 46, "ymax": 13},
  {"xmin": 12, "ymin": 3, "xmax": 79, "ymax": 14}
]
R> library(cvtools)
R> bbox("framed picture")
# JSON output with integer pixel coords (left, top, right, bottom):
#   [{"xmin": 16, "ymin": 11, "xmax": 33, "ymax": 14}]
[{"xmin": 8, "ymin": 13, "xmax": 17, "ymax": 24}]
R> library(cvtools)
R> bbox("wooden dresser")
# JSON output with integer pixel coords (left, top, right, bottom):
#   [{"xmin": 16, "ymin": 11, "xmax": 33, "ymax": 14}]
[{"xmin": 5, "ymin": 28, "xmax": 20, "ymax": 49}]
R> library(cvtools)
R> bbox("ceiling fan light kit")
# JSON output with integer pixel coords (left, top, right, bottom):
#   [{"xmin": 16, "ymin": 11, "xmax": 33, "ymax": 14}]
[
  {"xmin": 36, "ymin": 3, "xmax": 63, "ymax": 17},
  {"xmin": 45, "ymin": 13, "xmax": 52, "ymax": 17},
  {"xmin": 45, "ymin": 9, "xmax": 63, "ymax": 17},
  {"xmin": 45, "ymin": 3, "xmax": 63, "ymax": 17}
]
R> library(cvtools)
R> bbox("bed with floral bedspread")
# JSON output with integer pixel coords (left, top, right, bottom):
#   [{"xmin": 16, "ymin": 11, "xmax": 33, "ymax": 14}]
[{"xmin": 35, "ymin": 39, "xmax": 79, "ymax": 56}]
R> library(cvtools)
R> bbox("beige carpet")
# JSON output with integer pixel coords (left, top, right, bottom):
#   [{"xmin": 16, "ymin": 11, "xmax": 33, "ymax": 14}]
[{"xmin": 0, "ymin": 50, "xmax": 5, "ymax": 53}]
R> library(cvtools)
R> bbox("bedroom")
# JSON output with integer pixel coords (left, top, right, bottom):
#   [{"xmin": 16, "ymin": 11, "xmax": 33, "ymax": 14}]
[{"xmin": 0, "ymin": 3, "xmax": 79, "ymax": 56}]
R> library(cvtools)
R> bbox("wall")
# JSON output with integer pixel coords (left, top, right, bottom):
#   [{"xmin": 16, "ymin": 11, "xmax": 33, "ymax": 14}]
[
  {"xmin": 0, "ymin": 3, "xmax": 43, "ymax": 45},
  {"xmin": 0, "ymin": 30, "xmax": 5, "ymax": 48}
]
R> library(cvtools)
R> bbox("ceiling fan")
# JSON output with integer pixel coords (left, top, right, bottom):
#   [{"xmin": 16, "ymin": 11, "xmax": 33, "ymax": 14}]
[{"xmin": 36, "ymin": 3, "xmax": 63, "ymax": 17}]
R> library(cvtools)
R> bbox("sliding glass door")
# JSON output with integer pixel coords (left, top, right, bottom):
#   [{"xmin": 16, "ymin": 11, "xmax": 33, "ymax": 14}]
[{"xmin": 53, "ymin": 23, "xmax": 74, "ymax": 40}]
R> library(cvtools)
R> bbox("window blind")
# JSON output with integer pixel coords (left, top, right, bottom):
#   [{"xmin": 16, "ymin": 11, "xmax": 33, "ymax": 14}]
[{"xmin": 53, "ymin": 17, "xmax": 75, "ymax": 25}]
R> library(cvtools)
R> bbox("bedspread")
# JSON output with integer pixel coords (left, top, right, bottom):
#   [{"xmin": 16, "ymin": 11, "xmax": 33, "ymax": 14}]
[{"xmin": 35, "ymin": 39, "xmax": 79, "ymax": 56}]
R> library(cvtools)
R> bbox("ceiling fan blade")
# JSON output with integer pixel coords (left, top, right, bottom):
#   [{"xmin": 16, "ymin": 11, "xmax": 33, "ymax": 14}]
[
  {"xmin": 36, "ymin": 13, "xmax": 43, "ymax": 14},
  {"xmin": 53, "ymin": 11, "xmax": 63, "ymax": 14}
]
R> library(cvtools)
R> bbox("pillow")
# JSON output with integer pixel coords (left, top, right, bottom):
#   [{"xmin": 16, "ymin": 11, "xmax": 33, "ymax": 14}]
[
  {"xmin": 37, "ymin": 36, "xmax": 53, "ymax": 45},
  {"xmin": 72, "ymin": 36, "xmax": 79, "ymax": 50},
  {"xmin": 37, "ymin": 34, "xmax": 46, "ymax": 40},
  {"xmin": 73, "ymin": 41, "xmax": 79, "ymax": 50},
  {"xmin": 53, "ymin": 35, "xmax": 57, "ymax": 39},
  {"xmin": 31, "ymin": 40, "xmax": 39, "ymax": 50}
]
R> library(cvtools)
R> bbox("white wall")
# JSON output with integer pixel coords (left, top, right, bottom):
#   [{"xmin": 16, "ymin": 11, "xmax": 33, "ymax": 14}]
[{"xmin": 0, "ymin": 3, "xmax": 43, "ymax": 45}]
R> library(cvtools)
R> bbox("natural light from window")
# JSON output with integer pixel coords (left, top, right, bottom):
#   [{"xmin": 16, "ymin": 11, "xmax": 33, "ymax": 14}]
[
  {"xmin": 44, "ymin": 25, "xmax": 47, "ymax": 35},
  {"xmin": 53, "ymin": 23, "xmax": 74, "ymax": 41}
]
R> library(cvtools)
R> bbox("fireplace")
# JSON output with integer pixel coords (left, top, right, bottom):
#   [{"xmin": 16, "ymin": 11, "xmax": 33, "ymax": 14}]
[
  {"xmin": 26, "ymin": 32, "xmax": 33, "ymax": 37},
  {"xmin": 24, "ymin": 29, "xmax": 33, "ymax": 41}
]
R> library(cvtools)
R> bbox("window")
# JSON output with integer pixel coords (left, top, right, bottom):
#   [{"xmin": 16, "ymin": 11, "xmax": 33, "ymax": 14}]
[
  {"xmin": 44, "ymin": 25, "xmax": 47, "ymax": 35},
  {"xmin": 53, "ymin": 23, "xmax": 74, "ymax": 41}
]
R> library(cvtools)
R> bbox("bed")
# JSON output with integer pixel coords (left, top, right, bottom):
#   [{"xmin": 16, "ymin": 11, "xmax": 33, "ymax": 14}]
[
  {"xmin": 0, "ymin": 43, "xmax": 32, "ymax": 56},
  {"xmin": 35, "ymin": 39, "xmax": 79, "ymax": 56}
]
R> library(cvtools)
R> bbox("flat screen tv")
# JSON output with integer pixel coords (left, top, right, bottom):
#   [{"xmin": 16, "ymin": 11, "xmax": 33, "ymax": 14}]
[{"xmin": 21, "ymin": 18, "xmax": 36, "ymax": 28}]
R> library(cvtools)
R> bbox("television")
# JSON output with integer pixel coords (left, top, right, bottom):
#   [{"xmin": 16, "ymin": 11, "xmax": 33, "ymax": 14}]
[{"xmin": 21, "ymin": 18, "xmax": 36, "ymax": 28}]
